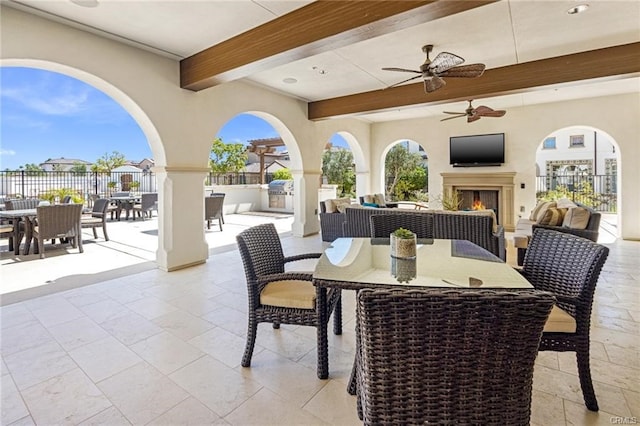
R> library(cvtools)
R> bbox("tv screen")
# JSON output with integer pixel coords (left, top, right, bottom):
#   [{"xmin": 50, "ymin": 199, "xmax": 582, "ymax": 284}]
[{"xmin": 449, "ymin": 133, "xmax": 505, "ymax": 166}]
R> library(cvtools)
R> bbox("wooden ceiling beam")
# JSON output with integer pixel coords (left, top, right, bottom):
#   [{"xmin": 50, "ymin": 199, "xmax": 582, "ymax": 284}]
[
  {"xmin": 308, "ymin": 42, "xmax": 640, "ymax": 120},
  {"xmin": 180, "ymin": 0, "xmax": 497, "ymax": 91}
]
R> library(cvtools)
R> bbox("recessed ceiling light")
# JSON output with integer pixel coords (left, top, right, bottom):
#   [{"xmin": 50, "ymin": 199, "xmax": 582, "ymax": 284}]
[
  {"xmin": 567, "ymin": 4, "xmax": 589, "ymax": 14},
  {"xmin": 70, "ymin": 0, "xmax": 99, "ymax": 7},
  {"xmin": 283, "ymin": 78, "xmax": 297, "ymax": 84}
]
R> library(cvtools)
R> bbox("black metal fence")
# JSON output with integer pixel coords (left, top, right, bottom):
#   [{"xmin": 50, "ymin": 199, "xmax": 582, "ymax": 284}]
[
  {"xmin": 205, "ymin": 172, "xmax": 275, "ymax": 186},
  {"xmin": 536, "ymin": 174, "xmax": 617, "ymax": 212},
  {"xmin": 0, "ymin": 170, "xmax": 157, "ymax": 204}
]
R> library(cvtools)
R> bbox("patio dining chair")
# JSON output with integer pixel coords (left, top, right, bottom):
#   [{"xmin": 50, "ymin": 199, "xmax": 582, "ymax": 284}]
[
  {"xmin": 4, "ymin": 198, "xmax": 42, "ymax": 254},
  {"xmin": 132, "ymin": 193, "xmax": 158, "ymax": 220},
  {"xmin": 236, "ymin": 223, "xmax": 342, "ymax": 379},
  {"xmin": 210, "ymin": 192, "xmax": 225, "ymax": 223},
  {"xmin": 81, "ymin": 198, "xmax": 110, "ymax": 241},
  {"xmin": 32, "ymin": 203, "xmax": 83, "ymax": 259},
  {"xmin": 355, "ymin": 288, "xmax": 554, "ymax": 425},
  {"xmin": 204, "ymin": 195, "xmax": 224, "ymax": 231},
  {"xmin": 520, "ymin": 228, "xmax": 609, "ymax": 411}
]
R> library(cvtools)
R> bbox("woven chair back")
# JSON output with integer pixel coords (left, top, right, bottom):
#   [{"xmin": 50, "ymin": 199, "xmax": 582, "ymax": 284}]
[
  {"xmin": 35, "ymin": 204, "xmax": 83, "ymax": 239},
  {"xmin": 204, "ymin": 195, "xmax": 224, "ymax": 220},
  {"xmin": 5, "ymin": 198, "xmax": 41, "ymax": 210},
  {"xmin": 236, "ymin": 223, "xmax": 285, "ymax": 282},
  {"xmin": 369, "ymin": 213, "xmax": 434, "ymax": 238},
  {"xmin": 356, "ymin": 288, "xmax": 555, "ymax": 425}
]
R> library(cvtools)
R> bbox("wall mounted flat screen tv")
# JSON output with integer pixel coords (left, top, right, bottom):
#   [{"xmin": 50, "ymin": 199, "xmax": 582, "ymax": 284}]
[{"xmin": 449, "ymin": 133, "xmax": 505, "ymax": 167}]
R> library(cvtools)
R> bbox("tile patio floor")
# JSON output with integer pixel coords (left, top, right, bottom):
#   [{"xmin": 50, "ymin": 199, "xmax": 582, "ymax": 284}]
[{"xmin": 0, "ymin": 212, "xmax": 638, "ymax": 425}]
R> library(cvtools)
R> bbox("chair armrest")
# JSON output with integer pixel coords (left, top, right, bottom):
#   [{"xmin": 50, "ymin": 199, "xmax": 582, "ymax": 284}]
[
  {"xmin": 385, "ymin": 202, "xmax": 399, "ymax": 208},
  {"xmin": 532, "ymin": 224, "xmax": 598, "ymax": 242},
  {"xmin": 284, "ymin": 253, "xmax": 322, "ymax": 263},
  {"xmin": 257, "ymin": 272, "xmax": 314, "ymax": 291}
]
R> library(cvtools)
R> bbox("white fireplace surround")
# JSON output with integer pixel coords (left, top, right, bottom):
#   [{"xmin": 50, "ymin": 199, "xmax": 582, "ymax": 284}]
[{"xmin": 441, "ymin": 172, "xmax": 516, "ymax": 232}]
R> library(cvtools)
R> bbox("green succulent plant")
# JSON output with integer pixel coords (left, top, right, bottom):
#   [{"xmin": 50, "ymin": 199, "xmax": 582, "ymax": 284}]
[{"xmin": 392, "ymin": 228, "xmax": 415, "ymax": 239}]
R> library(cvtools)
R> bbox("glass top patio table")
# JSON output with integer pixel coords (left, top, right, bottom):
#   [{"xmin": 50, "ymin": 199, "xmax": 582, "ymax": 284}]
[{"xmin": 313, "ymin": 238, "xmax": 532, "ymax": 290}]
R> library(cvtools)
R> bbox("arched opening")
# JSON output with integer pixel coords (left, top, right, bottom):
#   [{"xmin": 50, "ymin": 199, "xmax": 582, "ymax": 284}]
[
  {"xmin": 381, "ymin": 139, "xmax": 429, "ymax": 205},
  {"xmin": 535, "ymin": 126, "xmax": 620, "ymax": 241},
  {"xmin": 321, "ymin": 133, "xmax": 356, "ymax": 199}
]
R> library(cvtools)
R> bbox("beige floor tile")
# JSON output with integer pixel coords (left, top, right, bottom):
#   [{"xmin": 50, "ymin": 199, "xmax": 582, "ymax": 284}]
[
  {"xmin": 530, "ymin": 389, "xmax": 566, "ymax": 426},
  {"xmin": 4, "ymin": 341, "xmax": 77, "ymax": 391},
  {"xmin": 77, "ymin": 406, "xmax": 131, "ymax": 426},
  {"xmin": 68, "ymin": 336, "xmax": 141, "ymax": 382},
  {"xmin": 148, "ymin": 396, "xmax": 227, "ymax": 425},
  {"xmin": 25, "ymin": 296, "xmax": 86, "ymax": 328},
  {"xmin": 563, "ymin": 399, "xmax": 621, "ymax": 426},
  {"xmin": 152, "ymin": 309, "xmax": 215, "ymax": 341},
  {"xmin": 0, "ymin": 321, "xmax": 55, "ymax": 357},
  {"xmin": 622, "ymin": 388, "xmax": 640, "ymax": 418},
  {"xmin": 21, "ymin": 368, "xmax": 112, "ymax": 425},
  {"xmin": 79, "ymin": 298, "xmax": 132, "ymax": 324},
  {"xmin": 304, "ymin": 380, "xmax": 360, "ymax": 425},
  {"xmin": 166, "ymin": 290, "xmax": 224, "ymax": 316},
  {"xmin": 97, "ymin": 362, "xmax": 189, "ymax": 425},
  {"xmin": 129, "ymin": 331, "xmax": 204, "ymax": 375},
  {"xmin": 99, "ymin": 311, "xmax": 163, "ymax": 346},
  {"xmin": 125, "ymin": 296, "xmax": 179, "ymax": 320},
  {"xmin": 224, "ymin": 387, "xmax": 326, "ymax": 426},
  {"xmin": 169, "ymin": 355, "xmax": 262, "ymax": 417},
  {"xmin": 201, "ymin": 306, "xmax": 248, "ymax": 337},
  {"xmin": 0, "ymin": 303, "xmax": 37, "ymax": 330},
  {"xmin": 6, "ymin": 415, "xmax": 36, "ymax": 426},
  {"xmin": 251, "ymin": 323, "xmax": 317, "ymax": 362},
  {"xmin": 1, "ymin": 374, "xmax": 30, "ymax": 425},
  {"xmin": 189, "ymin": 327, "xmax": 248, "ymax": 368},
  {"xmin": 47, "ymin": 316, "xmax": 110, "ymax": 351}
]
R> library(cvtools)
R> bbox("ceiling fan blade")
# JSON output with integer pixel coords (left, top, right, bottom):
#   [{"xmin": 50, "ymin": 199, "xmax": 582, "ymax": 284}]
[
  {"xmin": 385, "ymin": 75, "xmax": 422, "ymax": 89},
  {"xmin": 440, "ymin": 114, "xmax": 466, "ymax": 122},
  {"xmin": 467, "ymin": 114, "xmax": 482, "ymax": 123},
  {"xmin": 443, "ymin": 111, "xmax": 465, "ymax": 115},
  {"xmin": 382, "ymin": 67, "xmax": 421, "ymax": 73},
  {"xmin": 474, "ymin": 105, "xmax": 506, "ymax": 117},
  {"xmin": 424, "ymin": 75, "xmax": 446, "ymax": 93},
  {"xmin": 428, "ymin": 51, "xmax": 465, "ymax": 74},
  {"xmin": 439, "ymin": 63, "xmax": 486, "ymax": 78}
]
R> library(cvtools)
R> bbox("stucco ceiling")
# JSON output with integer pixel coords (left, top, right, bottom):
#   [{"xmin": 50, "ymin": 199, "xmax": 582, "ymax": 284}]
[{"xmin": 4, "ymin": 0, "xmax": 640, "ymax": 123}]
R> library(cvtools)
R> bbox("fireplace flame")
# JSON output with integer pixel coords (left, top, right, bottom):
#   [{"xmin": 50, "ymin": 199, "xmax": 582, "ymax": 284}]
[{"xmin": 472, "ymin": 199, "xmax": 485, "ymax": 210}]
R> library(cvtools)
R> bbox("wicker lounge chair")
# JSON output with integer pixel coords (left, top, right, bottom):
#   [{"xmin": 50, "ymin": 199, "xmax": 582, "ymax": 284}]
[
  {"xmin": 81, "ymin": 198, "xmax": 110, "ymax": 241},
  {"xmin": 355, "ymin": 288, "xmax": 554, "ymax": 425},
  {"xmin": 32, "ymin": 204, "xmax": 83, "ymax": 259},
  {"xmin": 520, "ymin": 228, "xmax": 609, "ymax": 411},
  {"xmin": 236, "ymin": 223, "xmax": 342, "ymax": 379}
]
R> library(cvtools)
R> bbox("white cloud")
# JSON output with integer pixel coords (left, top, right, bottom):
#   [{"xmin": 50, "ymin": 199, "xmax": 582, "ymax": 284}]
[
  {"xmin": 0, "ymin": 149, "xmax": 17, "ymax": 156},
  {"xmin": 1, "ymin": 86, "xmax": 90, "ymax": 116}
]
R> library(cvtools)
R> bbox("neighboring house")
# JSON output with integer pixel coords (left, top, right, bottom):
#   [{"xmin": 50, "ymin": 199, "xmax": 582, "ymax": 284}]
[{"xmin": 39, "ymin": 157, "xmax": 92, "ymax": 171}]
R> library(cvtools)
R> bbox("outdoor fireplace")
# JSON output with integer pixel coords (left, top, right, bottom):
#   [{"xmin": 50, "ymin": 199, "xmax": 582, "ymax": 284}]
[{"xmin": 441, "ymin": 172, "xmax": 516, "ymax": 231}]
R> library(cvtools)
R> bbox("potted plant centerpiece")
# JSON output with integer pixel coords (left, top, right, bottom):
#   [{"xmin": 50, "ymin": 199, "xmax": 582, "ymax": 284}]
[{"xmin": 390, "ymin": 227, "xmax": 417, "ymax": 259}]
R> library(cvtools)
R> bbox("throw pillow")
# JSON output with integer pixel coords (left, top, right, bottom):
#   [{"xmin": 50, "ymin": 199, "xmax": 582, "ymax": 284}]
[
  {"xmin": 373, "ymin": 193, "xmax": 387, "ymax": 206},
  {"xmin": 537, "ymin": 207, "xmax": 568, "ymax": 226},
  {"xmin": 335, "ymin": 198, "xmax": 352, "ymax": 213},
  {"xmin": 529, "ymin": 201, "xmax": 547, "ymax": 220},
  {"xmin": 534, "ymin": 201, "xmax": 557, "ymax": 222},
  {"xmin": 362, "ymin": 202, "xmax": 379, "ymax": 208},
  {"xmin": 363, "ymin": 194, "xmax": 376, "ymax": 204},
  {"xmin": 562, "ymin": 207, "xmax": 591, "ymax": 230},
  {"xmin": 556, "ymin": 198, "xmax": 577, "ymax": 209},
  {"xmin": 324, "ymin": 199, "xmax": 338, "ymax": 213},
  {"xmin": 324, "ymin": 197, "xmax": 351, "ymax": 213}
]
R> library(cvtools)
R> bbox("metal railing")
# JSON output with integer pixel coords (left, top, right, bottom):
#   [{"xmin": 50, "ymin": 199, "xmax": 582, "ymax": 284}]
[
  {"xmin": 0, "ymin": 170, "xmax": 157, "ymax": 204},
  {"xmin": 535, "ymin": 174, "xmax": 617, "ymax": 212}
]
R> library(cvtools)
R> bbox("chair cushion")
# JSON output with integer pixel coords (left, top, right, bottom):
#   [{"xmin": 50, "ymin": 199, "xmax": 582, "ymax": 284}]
[
  {"xmin": 325, "ymin": 197, "xmax": 351, "ymax": 213},
  {"xmin": 260, "ymin": 280, "xmax": 316, "ymax": 309},
  {"xmin": 362, "ymin": 202, "xmax": 379, "ymax": 208},
  {"xmin": 562, "ymin": 207, "xmax": 591, "ymax": 230},
  {"xmin": 543, "ymin": 305, "xmax": 576, "ymax": 333},
  {"xmin": 373, "ymin": 193, "xmax": 387, "ymax": 206}
]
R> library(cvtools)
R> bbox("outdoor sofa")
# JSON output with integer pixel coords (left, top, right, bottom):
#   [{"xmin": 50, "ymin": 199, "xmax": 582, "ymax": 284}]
[{"xmin": 320, "ymin": 200, "xmax": 505, "ymax": 260}]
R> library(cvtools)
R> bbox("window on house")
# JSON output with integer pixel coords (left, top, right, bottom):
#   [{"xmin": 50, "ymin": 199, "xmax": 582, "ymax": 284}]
[
  {"xmin": 543, "ymin": 137, "xmax": 556, "ymax": 149},
  {"xmin": 569, "ymin": 134, "xmax": 585, "ymax": 148}
]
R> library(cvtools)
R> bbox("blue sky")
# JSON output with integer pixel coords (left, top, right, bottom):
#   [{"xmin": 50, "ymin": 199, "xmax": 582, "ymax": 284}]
[{"xmin": 0, "ymin": 67, "xmax": 348, "ymax": 170}]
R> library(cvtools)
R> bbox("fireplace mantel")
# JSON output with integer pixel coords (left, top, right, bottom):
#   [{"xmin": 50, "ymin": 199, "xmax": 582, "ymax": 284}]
[{"xmin": 441, "ymin": 172, "xmax": 516, "ymax": 232}]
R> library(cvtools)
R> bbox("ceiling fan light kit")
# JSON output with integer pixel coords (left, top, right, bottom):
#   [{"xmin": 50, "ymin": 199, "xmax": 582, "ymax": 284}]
[{"xmin": 382, "ymin": 44, "xmax": 486, "ymax": 93}]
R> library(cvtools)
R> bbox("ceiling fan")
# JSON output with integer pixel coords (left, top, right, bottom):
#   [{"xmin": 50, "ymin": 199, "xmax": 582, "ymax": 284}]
[
  {"xmin": 382, "ymin": 44, "xmax": 485, "ymax": 93},
  {"xmin": 441, "ymin": 100, "xmax": 506, "ymax": 123}
]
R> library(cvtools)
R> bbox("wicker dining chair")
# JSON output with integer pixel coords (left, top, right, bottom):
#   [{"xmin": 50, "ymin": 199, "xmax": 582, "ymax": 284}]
[
  {"xmin": 520, "ymin": 228, "xmax": 609, "ymax": 411},
  {"xmin": 369, "ymin": 213, "xmax": 434, "ymax": 238},
  {"xmin": 4, "ymin": 198, "xmax": 42, "ymax": 254},
  {"xmin": 236, "ymin": 223, "xmax": 342, "ymax": 379},
  {"xmin": 205, "ymin": 195, "xmax": 224, "ymax": 231},
  {"xmin": 81, "ymin": 198, "xmax": 110, "ymax": 241},
  {"xmin": 355, "ymin": 288, "xmax": 554, "ymax": 425},
  {"xmin": 32, "ymin": 204, "xmax": 83, "ymax": 259},
  {"xmin": 132, "ymin": 193, "xmax": 158, "ymax": 220},
  {"xmin": 210, "ymin": 192, "xmax": 225, "ymax": 224}
]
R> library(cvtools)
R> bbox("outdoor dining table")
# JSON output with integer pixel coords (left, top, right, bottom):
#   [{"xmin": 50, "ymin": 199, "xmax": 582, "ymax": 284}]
[
  {"xmin": 109, "ymin": 195, "xmax": 140, "ymax": 220},
  {"xmin": 312, "ymin": 237, "xmax": 533, "ymax": 393},
  {"xmin": 0, "ymin": 208, "xmax": 37, "ymax": 255}
]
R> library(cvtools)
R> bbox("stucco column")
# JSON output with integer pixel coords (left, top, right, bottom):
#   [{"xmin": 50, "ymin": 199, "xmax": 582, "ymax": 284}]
[
  {"xmin": 292, "ymin": 170, "xmax": 321, "ymax": 237},
  {"xmin": 154, "ymin": 166, "xmax": 209, "ymax": 271},
  {"xmin": 355, "ymin": 170, "xmax": 370, "ymax": 199}
]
